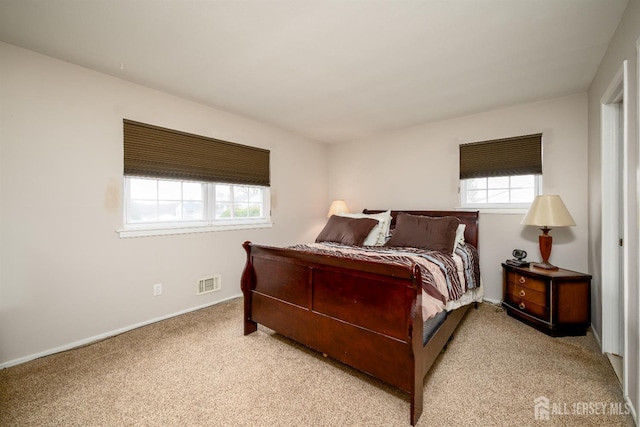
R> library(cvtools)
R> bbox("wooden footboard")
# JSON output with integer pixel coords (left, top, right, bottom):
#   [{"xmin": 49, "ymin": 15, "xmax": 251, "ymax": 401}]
[{"xmin": 242, "ymin": 241, "xmax": 430, "ymax": 424}]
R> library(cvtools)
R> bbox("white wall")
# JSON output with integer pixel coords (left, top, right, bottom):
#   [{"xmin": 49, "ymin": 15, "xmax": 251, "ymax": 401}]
[
  {"xmin": 328, "ymin": 93, "xmax": 589, "ymax": 303},
  {"xmin": 588, "ymin": 0, "xmax": 640, "ymax": 419},
  {"xmin": 0, "ymin": 42, "xmax": 329, "ymax": 366}
]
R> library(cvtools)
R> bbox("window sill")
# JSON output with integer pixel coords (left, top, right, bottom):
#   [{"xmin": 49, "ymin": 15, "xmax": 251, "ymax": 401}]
[{"xmin": 118, "ymin": 222, "xmax": 272, "ymax": 238}]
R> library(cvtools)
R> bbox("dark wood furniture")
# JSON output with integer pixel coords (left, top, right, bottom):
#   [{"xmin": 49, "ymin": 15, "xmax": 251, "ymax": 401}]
[
  {"xmin": 241, "ymin": 210, "xmax": 480, "ymax": 426},
  {"xmin": 502, "ymin": 263, "xmax": 591, "ymax": 336}
]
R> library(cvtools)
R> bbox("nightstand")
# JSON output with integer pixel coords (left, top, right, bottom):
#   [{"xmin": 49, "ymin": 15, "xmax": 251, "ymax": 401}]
[{"xmin": 502, "ymin": 263, "xmax": 591, "ymax": 336}]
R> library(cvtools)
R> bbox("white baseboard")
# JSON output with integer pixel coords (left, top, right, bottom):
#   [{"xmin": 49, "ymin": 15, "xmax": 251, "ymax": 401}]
[
  {"xmin": 624, "ymin": 395, "xmax": 638, "ymax": 426},
  {"xmin": 591, "ymin": 323, "xmax": 602, "ymax": 349},
  {"xmin": 482, "ymin": 297, "xmax": 502, "ymax": 305},
  {"xmin": 0, "ymin": 293, "xmax": 242, "ymax": 369}
]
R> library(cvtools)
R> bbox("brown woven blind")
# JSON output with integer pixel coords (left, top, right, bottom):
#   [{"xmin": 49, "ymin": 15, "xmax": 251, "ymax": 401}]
[
  {"xmin": 123, "ymin": 119, "xmax": 270, "ymax": 186},
  {"xmin": 459, "ymin": 133, "xmax": 542, "ymax": 179}
]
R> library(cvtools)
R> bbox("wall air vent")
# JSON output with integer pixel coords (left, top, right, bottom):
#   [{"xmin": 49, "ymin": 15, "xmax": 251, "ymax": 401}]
[{"xmin": 197, "ymin": 275, "xmax": 221, "ymax": 295}]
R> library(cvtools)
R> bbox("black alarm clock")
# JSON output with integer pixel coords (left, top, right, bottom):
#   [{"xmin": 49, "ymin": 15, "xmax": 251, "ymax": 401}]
[
  {"xmin": 513, "ymin": 249, "xmax": 527, "ymax": 261},
  {"xmin": 506, "ymin": 249, "xmax": 529, "ymax": 267}
]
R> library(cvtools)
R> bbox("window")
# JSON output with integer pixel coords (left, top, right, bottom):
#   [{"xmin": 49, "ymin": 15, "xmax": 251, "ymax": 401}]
[
  {"xmin": 459, "ymin": 134, "xmax": 542, "ymax": 209},
  {"xmin": 214, "ymin": 183, "xmax": 267, "ymax": 220},
  {"xmin": 460, "ymin": 174, "xmax": 541, "ymax": 208},
  {"xmin": 124, "ymin": 177, "xmax": 269, "ymax": 227},
  {"xmin": 126, "ymin": 178, "xmax": 205, "ymax": 223},
  {"xmin": 121, "ymin": 119, "xmax": 271, "ymax": 237}
]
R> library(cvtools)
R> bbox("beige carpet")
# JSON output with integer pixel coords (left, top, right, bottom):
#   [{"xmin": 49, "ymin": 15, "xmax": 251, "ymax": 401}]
[{"xmin": 0, "ymin": 298, "xmax": 635, "ymax": 427}]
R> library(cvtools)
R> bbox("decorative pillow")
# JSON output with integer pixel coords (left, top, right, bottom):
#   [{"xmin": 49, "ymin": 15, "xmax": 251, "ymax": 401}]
[
  {"xmin": 316, "ymin": 215, "xmax": 380, "ymax": 246},
  {"xmin": 454, "ymin": 223, "xmax": 466, "ymax": 252},
  {"xmin": 385, "ymin": 213, "xmax": 460, "ymax": 253},
  {"xmin": 338, "ymin": 210, "xmax": 392, "ymax": 246}
]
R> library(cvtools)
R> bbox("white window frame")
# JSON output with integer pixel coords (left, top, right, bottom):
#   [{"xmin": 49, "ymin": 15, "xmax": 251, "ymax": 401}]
[
  {"xmin": 119, "ymin": 177, "xmax": 271, "ymax": 238},
  {"xmin": 460, "ymin": 174, "xmax": 542, "ymax": 211}
]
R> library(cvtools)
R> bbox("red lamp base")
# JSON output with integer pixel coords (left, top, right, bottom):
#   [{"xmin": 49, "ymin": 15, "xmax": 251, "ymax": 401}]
[{"xmin": 534, "ymin": 227, "xmax": 558, "ymax": 270}]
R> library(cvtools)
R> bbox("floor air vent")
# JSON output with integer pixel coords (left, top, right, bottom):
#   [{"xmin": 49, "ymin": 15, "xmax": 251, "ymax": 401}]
[{"xmin": 198, "ymin": 275, "xmax": 221, "ymax": 295}]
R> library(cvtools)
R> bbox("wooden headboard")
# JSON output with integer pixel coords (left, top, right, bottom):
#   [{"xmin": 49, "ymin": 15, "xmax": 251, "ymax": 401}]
[{"xmin": 362, "ymin": 209, "xmax": 480, "ymax": 249}]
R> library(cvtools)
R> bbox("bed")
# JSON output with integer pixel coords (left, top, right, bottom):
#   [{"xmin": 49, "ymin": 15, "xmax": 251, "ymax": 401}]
[{"xmin": 241, "ymin": 209, "xmax": 481, "ymax": 425}]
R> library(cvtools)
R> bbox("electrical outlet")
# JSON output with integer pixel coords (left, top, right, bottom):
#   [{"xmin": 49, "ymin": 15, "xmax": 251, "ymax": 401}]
[{"xmin": 153, "ymin": 283, "xmax": 162, "ymax": 296}]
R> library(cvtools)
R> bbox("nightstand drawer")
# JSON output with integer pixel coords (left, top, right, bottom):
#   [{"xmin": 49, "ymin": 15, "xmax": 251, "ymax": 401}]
[
  {"xmin": 506, "ymin": 283, "xmax": 546, "ymax": 307},
  {"xmin": 506, "ymin": 271, "xmax": 546, "ymax": 292},
  {"xmin": 505, "ymin": 296, "xmax": 548, "ymax": 320}
]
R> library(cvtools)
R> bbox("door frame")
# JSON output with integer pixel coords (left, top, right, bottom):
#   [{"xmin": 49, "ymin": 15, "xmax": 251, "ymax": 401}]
[{"xmin": 600, "ymin": 60, "xmax": 628, "ymax": 393}]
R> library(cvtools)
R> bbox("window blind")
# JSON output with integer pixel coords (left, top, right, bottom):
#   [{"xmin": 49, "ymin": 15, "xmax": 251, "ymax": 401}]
[
  {"xmin": 123, "ymin": 119, "xmax": 270, "ymax": 186},
  {"xmin": 459, "ymin": 133, "xmax": 542, "ymax": 179}
]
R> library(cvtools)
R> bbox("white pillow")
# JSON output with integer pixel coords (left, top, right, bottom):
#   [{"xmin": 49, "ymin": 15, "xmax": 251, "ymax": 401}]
[
  {"xmin": 339, "ymin": 210, "xmax": 392, "ymax": 246},
  {"xmin": 453, "ymin": 223, "xmax": 466, "ymax": 253}
]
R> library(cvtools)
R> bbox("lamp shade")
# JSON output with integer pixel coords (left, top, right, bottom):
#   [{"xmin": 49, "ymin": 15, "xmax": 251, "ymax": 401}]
[
  {"xmin": 327, "ymin": 200, "xmax": 349, "ymax": 217},
  {"xmin": 521, "ymin": 195, "xmax": 575, "ymax": 227}
]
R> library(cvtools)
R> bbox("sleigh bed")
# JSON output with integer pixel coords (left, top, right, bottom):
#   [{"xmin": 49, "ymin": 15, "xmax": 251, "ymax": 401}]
[{"xmin": 241, "ymin": 209, "xmax": 481, "ymax": 425}]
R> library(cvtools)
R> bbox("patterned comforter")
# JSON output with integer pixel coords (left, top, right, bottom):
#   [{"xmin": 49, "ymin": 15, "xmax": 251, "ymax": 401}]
[{"xmin": 289, "ymin": 242, "xmax": 481, "ymax": 320}]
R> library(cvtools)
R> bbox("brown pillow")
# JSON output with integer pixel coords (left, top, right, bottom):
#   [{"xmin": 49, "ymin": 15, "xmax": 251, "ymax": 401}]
[
  {"xmin": 316, "ymin": 215, "xmax": 380, "ymax": 246},
  {"xmin": 385, "ymin": 213, "xmax": 460, "ymax": 253}
]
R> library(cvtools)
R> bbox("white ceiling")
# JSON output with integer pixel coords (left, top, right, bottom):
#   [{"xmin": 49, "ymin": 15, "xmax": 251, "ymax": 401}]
[{"xmin": 0, "ymin": 0, "xmax": 628, "ymax": 143}]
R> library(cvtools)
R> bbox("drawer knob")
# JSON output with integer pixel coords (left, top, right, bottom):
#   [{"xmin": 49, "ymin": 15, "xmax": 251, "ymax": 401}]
[
  {"xmin": 519, "ymin": 290, "xmax": 526, "ymax": 297},
  {"xmin": 519, "ymin": 302, "xmax": 526, "ymax": 310},
  {"xmin": 519, "ymin": 277, "xmax": 526, "ymax": 284}
]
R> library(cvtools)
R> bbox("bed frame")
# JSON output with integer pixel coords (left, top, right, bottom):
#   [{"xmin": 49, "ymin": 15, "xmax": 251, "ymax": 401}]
[{"xmin": 241, "ymin": 210, "xmax": 479, "ymax": 425}]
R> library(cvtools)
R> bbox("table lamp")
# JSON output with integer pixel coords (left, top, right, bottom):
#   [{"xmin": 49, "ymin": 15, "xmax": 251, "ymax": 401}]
[
  {"xmin": 521, "ymin": 195, "xmax": 575, "ymax": 270},
  {"xmin": 327, "ymin": 200, "xmax": 349, "ymax": 217}
]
